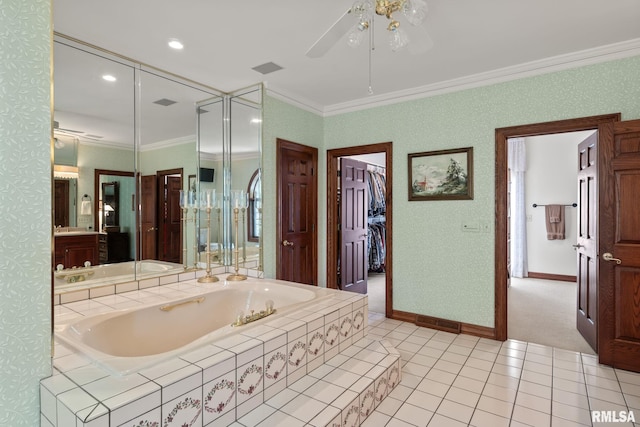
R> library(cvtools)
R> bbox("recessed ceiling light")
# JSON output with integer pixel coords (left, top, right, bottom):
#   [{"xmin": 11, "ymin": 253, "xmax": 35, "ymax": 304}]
[
  {"xmin": 168, "ymin": 39, "xmax": 184, "ymax": 50},
  {"xmin": 102, "ymin": 74, "xmax": 116, "ymax": 82}
]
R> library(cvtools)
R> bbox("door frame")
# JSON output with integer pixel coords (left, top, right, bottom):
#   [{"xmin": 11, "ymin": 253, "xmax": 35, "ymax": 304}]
[
  {"xmin": 156, "ymin": 168, "xmax": 183, "ymax": 263},
  {"xmin": 327, "ymin": 142, "xmax": 393, "ymax": 317},
  {"xmin": 494, "ymin": 113, "xmax": 620, "ymax": 341},
  {"xmin": 276, "ymin": 138, "xmax": 318, "ymax": 284}
]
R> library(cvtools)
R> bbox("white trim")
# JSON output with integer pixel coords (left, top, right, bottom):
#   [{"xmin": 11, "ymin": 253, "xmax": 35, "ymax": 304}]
[
  {"xmin": 265, "ymin": 86, "xmax": 325, "ymax": 116},
  {"xmin": 139, "ymin": 135, "xmax": 195, "ymax": 152},
  {"xmin": 272, "ymin": 38, "xmax": 640, "ymax": 117}
]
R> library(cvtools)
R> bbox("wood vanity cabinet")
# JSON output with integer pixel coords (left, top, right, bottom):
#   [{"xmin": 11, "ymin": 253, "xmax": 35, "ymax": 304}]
[{"xmin": 54, "ymin": 233, "xmax": 100, "ymax": 269}]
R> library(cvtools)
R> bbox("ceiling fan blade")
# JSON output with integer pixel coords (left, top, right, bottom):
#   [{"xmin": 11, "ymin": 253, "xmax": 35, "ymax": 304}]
[
  {"xmin": 407, "ymin": 24, "xmax": 434, "ymax": 55},
  {"xmin": 305, "ymin": 8, "xmax": 353, "ymax": 58},
  {"xmin": 55, "ymin": 128, "xmax": 103, "ymax": 142}
]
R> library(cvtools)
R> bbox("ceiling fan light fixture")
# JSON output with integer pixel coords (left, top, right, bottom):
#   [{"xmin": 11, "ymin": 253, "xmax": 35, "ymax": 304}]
[
  {"xmin": 389, "ymin": 26, "xmax": 409, "ymax": 51},
  {"xmin": 403, "ymin": 0, "xmax": 427, "ymax": 26},
  {"xmin": 347, "ymin": 23, "xmax": 368, "ymax": 48}
]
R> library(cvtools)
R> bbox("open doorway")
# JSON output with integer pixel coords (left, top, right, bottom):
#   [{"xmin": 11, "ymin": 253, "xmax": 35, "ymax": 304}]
[
  {"xmin": 494, "ymin": 114, "xmax": 621, "ymax": 351},
  {"xmin": 506, "ymin": 131, "xmax": 596, "ymax": 354},
  {"xmin": 327, "ymin": 142, "xmax": 393, "ymax": 317}
]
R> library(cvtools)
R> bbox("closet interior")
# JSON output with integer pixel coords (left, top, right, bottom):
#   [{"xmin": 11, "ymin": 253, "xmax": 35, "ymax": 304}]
[{"xmin": 336, "ymin": 153, "xmax": 386, "ymax": 312}]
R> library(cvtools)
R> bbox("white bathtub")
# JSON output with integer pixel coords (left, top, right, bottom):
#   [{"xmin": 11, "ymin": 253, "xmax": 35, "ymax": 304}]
[
  {"xmin": 54, "ymin": 260, "xmax": 184, "ymax": 289},
  {"xmin": 55, "ymin": 279, "xmax": 332, "ymax": 375}
]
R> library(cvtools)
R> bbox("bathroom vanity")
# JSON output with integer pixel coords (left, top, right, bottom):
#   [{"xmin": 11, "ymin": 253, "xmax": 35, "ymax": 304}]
[{"xmin": 54, "ymin": 232, "xmax": 100, "ymax": 268}]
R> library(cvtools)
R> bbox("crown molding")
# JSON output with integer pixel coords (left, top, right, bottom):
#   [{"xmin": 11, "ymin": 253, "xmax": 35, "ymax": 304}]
[
  {"xmin": 270, "ymin": 38, "xmax": 640, "ymax": 118},
  {"xmin": 265, "ymin": 86, "xmax": 325, "ymax": 117},
  {"xmin": 139, "ymin": 135, "xmax": 195, "ymax": 152}
]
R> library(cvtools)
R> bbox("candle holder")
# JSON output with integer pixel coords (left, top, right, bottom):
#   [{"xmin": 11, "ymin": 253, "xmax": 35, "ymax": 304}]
[
  {"xmin": 198, "ymin": 190, "xmax": 219, "ymax": 283},
  {"xmin": 179, "ymin": 190, "xmax": 193, "ymax": 271},
  {"xmin": 228, "ymin": 190, "xmax": 247, "ymax": 281},
  {"xmin": 241, "ymin": 206, "xmax": 247, "ymax": 265},
  {"xmin": 191, "ymin": 201, "xmax": 198, "ymax": 270}
]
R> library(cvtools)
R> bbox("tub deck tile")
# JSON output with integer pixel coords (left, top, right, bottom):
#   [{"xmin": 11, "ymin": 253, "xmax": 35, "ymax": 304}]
[{"xmin": 44, "ymin": 280, "xmax": 400, "ymax": 427}]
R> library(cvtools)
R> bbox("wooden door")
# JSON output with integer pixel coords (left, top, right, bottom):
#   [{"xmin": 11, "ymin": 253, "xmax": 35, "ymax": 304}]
[
  {"xmin": 276, "ymin": 139, "xmax": 317, "ymax": 285},
  {"xmin": 598, "ymin": 119, "xmax": 640, "ymax": 372},
  {"xmin": 576, "ymin": 132, "xmax": 598, "ymax": 352},
  {"xmin": 161, "ymin": 175, "xmax": 182, "ymax": 263},
  {"xmin": 139, "ymin": 174, "xmax": 157, "ymax": 260},
  {"xmin": 54, "ymin": 179, "xmax": 70, "ymax": 227},
  {"xmin": 340, "ymin": 158, "xmax": 368, "ymax": 294}
]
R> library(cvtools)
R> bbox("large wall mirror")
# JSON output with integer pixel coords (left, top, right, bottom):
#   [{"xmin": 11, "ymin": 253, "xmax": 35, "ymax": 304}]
[{"xmin": 53, "ymin": 34, "xmax": 263, "ymax": 295}]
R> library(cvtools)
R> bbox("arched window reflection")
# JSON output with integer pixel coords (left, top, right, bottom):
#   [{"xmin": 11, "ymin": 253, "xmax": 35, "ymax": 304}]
[{"xmin": 247, "ymin": 169, "xmax": 261, "ymax": 242}]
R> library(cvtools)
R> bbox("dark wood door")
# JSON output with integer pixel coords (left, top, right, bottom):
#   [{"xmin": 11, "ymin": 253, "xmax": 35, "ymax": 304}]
[
  {"xmin": 340, "ymin": 158, "xmax": 368, "ymax": 294},
  {"xmin": 598, "ymin": 119, "xmax": 640, "ymax": 372},
  {"xmin": 54, "ymin": 179, "xmax": 70, "ymax": 227},
  {"xmin": 160, "ymin": 175, "xmax": 182, "ymax": 263},
  {"xmin": 276, "ymin": 139, "xmax": 317, "ymax": 285},
  {"xmin": 139, "ymin": 174, "xmax": 157, "ymax": 260},
  {"xmin": 576, "ymin": 132, "xmax": 598, "ymax": 352}
]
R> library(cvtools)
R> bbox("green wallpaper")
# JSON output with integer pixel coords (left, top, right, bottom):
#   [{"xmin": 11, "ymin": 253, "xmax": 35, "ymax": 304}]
[
  {"xmin": 262, "ymin": 97, "xmax": 324, "ymax": 279},
  {"xmin": 323, "ymin": 56, "xmax": 640, "ymax": 327},
  {"xmin": 261, "ymin": 55, "xmax": 640, "ymax": 329},
  {"xmin": 1, "ymin": 3, "xmax": 640, "ymax": 421},
  {"xmin": 0, "ymin": 0, "xmax": 52, "ymax": 425}
]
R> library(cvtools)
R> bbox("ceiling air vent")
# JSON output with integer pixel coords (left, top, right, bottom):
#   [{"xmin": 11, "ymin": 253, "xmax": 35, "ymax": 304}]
[
  {"xmin": 251, "ymin": 62, "xmax": 283, "ymax": 75},
  {"xmin": 153, "ymin": 98, "xmax": 177, "ymax": 106}
]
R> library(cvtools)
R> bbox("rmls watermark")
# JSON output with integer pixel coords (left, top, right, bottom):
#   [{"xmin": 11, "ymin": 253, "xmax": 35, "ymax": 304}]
[{"xmin": 591, "ymin": 410, "xmax": 636, "ymax": 423}]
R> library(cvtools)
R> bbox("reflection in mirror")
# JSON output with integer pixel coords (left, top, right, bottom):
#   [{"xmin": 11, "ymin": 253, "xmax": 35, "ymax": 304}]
[
  {"xmin": 196, "ymin": 96, "xmax": 225, "ymax": 268},
  {"xmin": 138, "ymin": 69, "xmax": 223, "ymax": 270},
  {"xmin": 53, "ymin": 38, "xmax": 136, "ymax": 289},
  {"xmin": 247, "ymin": 169, "xmax": 262, "ymax": 243},
  {"xmin": 96, "ymin": 170, "xmax": 135, "ymax": 263},
  {"xmin": 229, "ymin": 85, "xmax": 263, "ymax": 272},
  {"xmin": 53, "ymin": 135, "xmax": 78, "ymax": 227},
  {"xmin": 53, "ymin": 34, "xmax": 262, "ymax": 296}
]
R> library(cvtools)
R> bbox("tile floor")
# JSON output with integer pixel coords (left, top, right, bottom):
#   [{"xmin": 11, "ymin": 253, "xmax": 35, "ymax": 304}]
[{"xmin": 231, "ymin": 312, "xmax": 640, "ymax": 427}]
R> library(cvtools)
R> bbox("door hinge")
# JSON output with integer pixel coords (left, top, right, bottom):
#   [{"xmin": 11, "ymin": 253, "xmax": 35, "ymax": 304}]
[{"xmin": 337, "ymin": 170, "xmax": 341, "ymax": 177}]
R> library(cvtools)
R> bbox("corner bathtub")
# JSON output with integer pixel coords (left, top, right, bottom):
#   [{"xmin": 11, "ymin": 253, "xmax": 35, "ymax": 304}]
[
  {"xmin": 54, "ymin": 260, "xmax": 184, "ymax": 289},
  {"xmin": 55, "ymin": 279, "xmax": 331, "ymax": 375}
]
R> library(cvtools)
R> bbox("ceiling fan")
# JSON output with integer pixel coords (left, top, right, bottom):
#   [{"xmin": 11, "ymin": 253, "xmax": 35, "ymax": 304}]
[
  {"xmin": 305, "ymin": 0, "xmax": 433, "ymax": 58},
  {"xmin": 53, "ymin": 120, "xmax": 104, "ymax": 145}
]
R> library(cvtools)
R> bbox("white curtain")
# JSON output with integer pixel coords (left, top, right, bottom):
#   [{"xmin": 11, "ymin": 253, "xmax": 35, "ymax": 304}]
[{"xmin": 508, "ymin": 137, "xmax": 528, "ymax": 278}]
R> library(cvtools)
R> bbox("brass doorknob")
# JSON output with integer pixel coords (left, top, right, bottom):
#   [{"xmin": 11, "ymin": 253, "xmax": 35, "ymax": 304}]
[
  {"xmin": 282, "ymin": 240, "xmax": 294, "ymax": 247},
  {"xmin": 602, "ymin": 252, "xmax": 622, "ymax": 264}
]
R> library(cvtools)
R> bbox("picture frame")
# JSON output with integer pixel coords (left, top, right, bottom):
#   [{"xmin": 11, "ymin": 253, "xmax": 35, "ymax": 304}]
[
  {"xmin": 408, "ymin": 147, "xmax": 473, "ymax": 201},
  {"xmin": 188, "ymin": 174, "xmax": 196, "ymax": 193}
]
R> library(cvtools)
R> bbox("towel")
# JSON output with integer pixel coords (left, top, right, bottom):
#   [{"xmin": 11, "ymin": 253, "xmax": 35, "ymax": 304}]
[
  {"xmin": 545, "ymin": 205, "xmax": 565, "ymax": 240},
  {"xmin": 80, "ymin": 200, "xmax": 92, "ymax": 216}
]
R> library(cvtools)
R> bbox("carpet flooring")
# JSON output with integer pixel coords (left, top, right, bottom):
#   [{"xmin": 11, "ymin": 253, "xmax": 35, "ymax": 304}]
[
  {"xmin": 367, "ymin": 272, "xmax": 386, "ymax": 314},
  {"xmin": 508, "ymin": 277, "xmax": 596, "ymax": 354}
]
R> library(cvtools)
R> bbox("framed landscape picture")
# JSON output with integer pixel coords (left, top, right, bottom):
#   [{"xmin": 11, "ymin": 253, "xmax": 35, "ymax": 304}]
[{"xmin": 408, "ymin": 147, "xmax": 473, "ymax": 201}]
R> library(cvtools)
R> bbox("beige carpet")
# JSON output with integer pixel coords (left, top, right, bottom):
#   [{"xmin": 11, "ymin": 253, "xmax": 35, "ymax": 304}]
[
  {"xmin": 367, "ymin": 273, "xmax": 386, "ymax": 314},
  {"xmin": 508, "ymin": 277, "xmax": 596, "ymax": 354}
]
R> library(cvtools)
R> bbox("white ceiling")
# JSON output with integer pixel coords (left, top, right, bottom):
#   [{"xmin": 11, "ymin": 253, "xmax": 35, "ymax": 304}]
[{"xmin": 53, "ymin": 0, "xmax": 640, "ymax": 116}]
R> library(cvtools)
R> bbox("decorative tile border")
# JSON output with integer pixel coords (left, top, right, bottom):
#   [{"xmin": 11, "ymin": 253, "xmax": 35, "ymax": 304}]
[{"xmin": 42, "ymin": 280, "xmax": 399, "ymax": 427}]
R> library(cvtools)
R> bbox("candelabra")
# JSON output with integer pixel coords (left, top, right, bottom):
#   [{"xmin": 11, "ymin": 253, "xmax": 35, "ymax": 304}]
[
  {"xmin": 198, "ymin": 189, "xmax": 219, "ymax": 283},
  {"xmin": 227, "ymin": 190, "xmax": 248, "ymax": 281},
  {"xmin": 179, "ymin": 190, "xmax": 193, "ymax": 270},
  {"xmin": 241, "ymin": 205, "xmax": 247, "ymax": 265}
]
